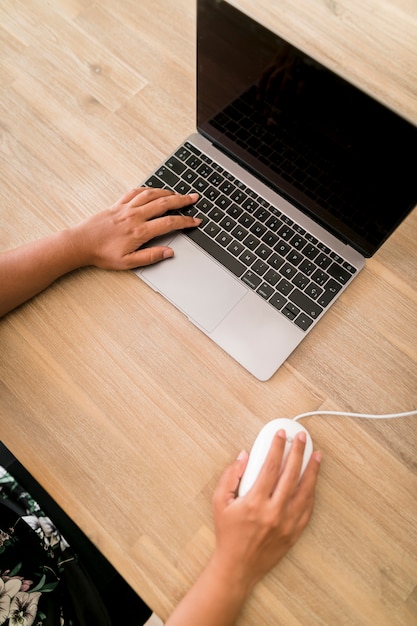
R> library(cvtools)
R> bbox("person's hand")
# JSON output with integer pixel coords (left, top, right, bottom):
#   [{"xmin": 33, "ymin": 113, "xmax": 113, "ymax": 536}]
[
  {"xmin": 70, "ymin": 187, "xmax": 201, "ymax": 270},
  {"xmin": 164, "ymin": 430, "xmax": 320, "ymax": 626},
  {"xmin": 211, "ymin": 429, "xmax": 321, "ymax": 593}
]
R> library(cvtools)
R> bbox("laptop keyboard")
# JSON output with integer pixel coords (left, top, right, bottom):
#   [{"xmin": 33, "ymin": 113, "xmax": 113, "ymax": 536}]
[{"xmin": 144, "ymin": 141, "xmax": 357, "ymax": 332}]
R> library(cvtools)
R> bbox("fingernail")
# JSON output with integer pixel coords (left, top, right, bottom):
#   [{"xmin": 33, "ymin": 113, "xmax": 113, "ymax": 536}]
[
  {"xmin": 297, "ymin": 431, "xmax": 306, "ymax": 443},
  {"xmin": 189, "ymin": 193, "xmax": 199, "ymax": 201},
  {"xmin": 313, "ymin": 451, "xmax": 322, "ymax": 463},
  {"xmin": 236, "ymin": 449, "xmax": 246, "ymax": 461},
  {"xmin": 193, "ymin": 217, "xmax": 202, "ymax": 224},
  {"xmin": 163, "ymin": 249, "xmax": 174, "ymax": 259},
  {"xmin": 277, "ymin": 429, "xmax": 286, "ymax": 439}
]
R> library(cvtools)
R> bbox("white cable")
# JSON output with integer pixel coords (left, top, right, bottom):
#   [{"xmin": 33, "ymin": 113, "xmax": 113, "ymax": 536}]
[{"xmin": 293, "ymin": 409, "xmax": 417, "ymax": 422}]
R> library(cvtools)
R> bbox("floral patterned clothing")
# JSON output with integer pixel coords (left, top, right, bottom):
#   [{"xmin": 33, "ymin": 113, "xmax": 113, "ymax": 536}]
[{"xmin": 0, "ymin": 466, "xmax": 112, "ymax": 626}]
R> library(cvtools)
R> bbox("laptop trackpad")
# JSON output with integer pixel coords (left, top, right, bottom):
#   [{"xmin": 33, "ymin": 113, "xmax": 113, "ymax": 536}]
[{"xmin": 139, "ymin": 235, "xmax": 246, "ymax": 332}]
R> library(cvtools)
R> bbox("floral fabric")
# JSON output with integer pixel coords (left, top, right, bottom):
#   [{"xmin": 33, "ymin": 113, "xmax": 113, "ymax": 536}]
[{"xmin": 0, "ymin": 466, "xmax": 112, "ymax": 626}]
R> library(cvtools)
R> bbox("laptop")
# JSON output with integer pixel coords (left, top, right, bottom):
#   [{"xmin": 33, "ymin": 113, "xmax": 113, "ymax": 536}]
[{"xmin": 133, "ymin": 0, "xmax": 417, "ymax": 381}]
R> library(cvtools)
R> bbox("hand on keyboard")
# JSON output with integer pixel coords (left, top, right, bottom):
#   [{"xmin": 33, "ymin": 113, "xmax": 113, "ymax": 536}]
[{"xmin": 71, "ymin": 187, "xmax": 201, "ymax": 270}]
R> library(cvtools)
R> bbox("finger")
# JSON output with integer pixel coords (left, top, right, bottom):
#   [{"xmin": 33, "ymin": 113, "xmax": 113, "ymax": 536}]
[
  {"xmin": 271, "ymin": 432, "xmax": 307, "ymax": 502},
  {"xmin": 297, "ymin": 450, "xmax": 321, "ymax": 493},
  {"xmin": 251, "ymin": 430, "xmax": 287, "ymax": 497},
  {"xmin": 213, "ymin": 451, "xmax": 249, "ymax": 511},
  {"xmin": 138, "ymin": 213, "xmax": 201, "ymax": 245},
  {"xmin": 122, "ymin": 246, "xmax": 175, "ymax": 268},
  {"xmin": 285, "ymin": 451, "xmax": 321, "ymax": 522},
  {"xmin": 129, "ymin": 188, "xmax": 199, "ymax": 220},
  {"xmin": 115, "ymin": 187, "xmax": 149, "ymax": 205}
]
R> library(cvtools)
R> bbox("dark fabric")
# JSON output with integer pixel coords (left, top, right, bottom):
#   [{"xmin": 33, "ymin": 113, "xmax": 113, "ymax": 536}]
[{"xmin": 0, "ymin": 443, "xmax": 152, "ymax": 626}]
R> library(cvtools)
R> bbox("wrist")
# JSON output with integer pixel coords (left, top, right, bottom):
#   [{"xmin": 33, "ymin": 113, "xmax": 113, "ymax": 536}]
[
  {"xmin": 58, "ymin": 224, "xmax": 92, "ymax": 269},
  {"xmin": 208, "ymin": 549, "xmax": 257, "ymax": 602}
]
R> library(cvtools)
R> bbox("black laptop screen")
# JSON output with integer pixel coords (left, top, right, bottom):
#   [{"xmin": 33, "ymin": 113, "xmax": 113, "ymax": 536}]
[{"xmin": 197, "ymin": 0, "xmax": 417, "ymax": 256}]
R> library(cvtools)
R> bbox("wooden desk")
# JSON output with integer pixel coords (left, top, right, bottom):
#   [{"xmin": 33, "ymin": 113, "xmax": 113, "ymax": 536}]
[{"xmin": 1, "ymin": 1, "xmax": 416, "ymax": 624}]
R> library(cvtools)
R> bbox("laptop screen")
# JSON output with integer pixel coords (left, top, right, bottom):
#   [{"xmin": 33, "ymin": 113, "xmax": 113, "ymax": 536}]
[{"xmin": 197, "ymin": 0, "xmax": 417, "ymax": 257}]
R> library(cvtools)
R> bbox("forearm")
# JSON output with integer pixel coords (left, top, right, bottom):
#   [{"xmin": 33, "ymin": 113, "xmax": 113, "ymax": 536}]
[
  {"xmin": 0, "ymin": 228, "xmax": 85, "ymax": 317},
  {"xmin": 165, "ymin": 553, "xmax": 254, "ymax": 626}
]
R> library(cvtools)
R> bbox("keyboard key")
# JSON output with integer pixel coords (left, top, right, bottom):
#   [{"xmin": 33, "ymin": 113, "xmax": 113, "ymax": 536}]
[
  {"xmin": 303, "ymin": 243, "xmax": 320, "ymax": 259},
  {"xmin": 227, "ymin": 241, "xmax": 245, "ymax": 257},
  {"xmin": 208, "ymin": 171, "xmax": 223, "ymax": 186},
  {"xmin": 275, "ymin": 240, "xmax": 291, "ymax": 256},
  {"xmin": 231, "ymin": 225, "xmax": 248, "ymax": 241},
  {"xmin": 311, "ymin": 269, "xmax": 328, "ymax": 286},
  {"xmin": 209, "ymin": 207, "xmax": 224, "ymax": 222},
  {"xmin": 175, "ymin": 147, "xmax": 191, "ymax": 161},
  {"xmin": 328, "ymin": 262, "xmax": 352, "ymax": 284},
  {"xmin": 278, "ymin": 224, "xmax": 294, "ymax": 240},
  {"xmin": 228, "ymin": 203, "xmax": 243, "ymax": 219},
  {"xmin": 205, "ymin": 222, "xmax": 221, "ymax": 237},
  {"xmin": 220, "ymin": 216, "xmax": 236, "ymax": 231},
  {"xmin": 145, "ymin": 175, "xmax": 163, "ymax": 188},
  {"xmin": 286, "ymin": 250, "xmax": 304, "ymax": 266},
  {"xmin": 231, "ymin": 189, "xmax": 247, "ymax": 204},
  {"xmin": 257, "ymin": 283, "xmax": 274, "ymax": 300},
  {"xmin": 166, "ymin": 156, "xmax": 187, "ymax": 175},
  {"xmin": 156, "ymin": 166, "xmax": 179, "ymax": 187},
  {"xmin": 293, "ymin": 272, "xmax": 309, "ymax": 289},
  {"xmin": 294, "ymin": 313, "xmax": 314, "ymax": 331},
  {"xmin": 262, "ymin": 232, "xmax": 279, "ymax": 247},
  {"xmin": 219, "ymin": 180, "xmax": 234, "ymax": 194},
  {"xmin": 269, "ymin": 293, "xmax": 286, "ymax": 310},
  {"xmin": 254, "ymin": 207, "xmax": 269, "ymax": 222},
  {"xmin": 276, "ymin": 278, "xmax": 293, "ymax": 296},
  {"xmin": 175, "ymin": 181, "xmax": 191, "ymax": 194},
  {"xmin": 186, "ymin": 228, "xmax": 245, "ymax": 278},
  {"xmin": 264, "ymin": 268, "xmax": 280, "ymax": 286},
  {"xmin": 216, "ymin": 231, "xmax": 233, "ymax": 247},
  {"xmin": 299, "ymin": 259, "xmax": 315, "ymax": 276},
  {"xmin": 194, "ymin": 177, "xmax": 209, "ymax": 192},
  {"xmin": 289, "ymin": 289, "xmax": 323, "ymax": 318},
  {"xmin": 196, "ymin": 198, "xmax": 213, "ymax": 213},
  {"xmin": 266, "ymin": 215, "xmax": 282, "ymax": 231},
  {"xmin": 183, "ymin": 168, "xmax": 198, "ymax": 184},
  {"xmin": 255, "ymin": 243, "xmax": 272, "ymax": 261},
  {"xmin": 252, "ymin": 259, "xmax": 269, "ymax": 276},
  {"xmin": 282, "ymin": 303, "xmax": 300, "ymax": 320},
  {"xmin": 280, "ymin": 263, "xmax": 297, "ymax": 280},
  {"xmin": 218, "ymin": 195, "xmax": 232, "ymax": 210},
  {"xmin": 206, "ymin": 186, "xmax": 221, "ymax": 201},
  {"xmin": 317, "ymin": 279, "xmax": 342, "ymax": 306},
  {"xmin": 242, "ymin": 270, "xmax": 262, "ymax": 290},
  {"xmin": 239, "ymin": 213, "xmax": 255, "ymax": 228},
  {"xmin": 243, "ymin": 198, "xmax": 258, "ymax": 212},
  {"xmin": 268, "ymin": 253, "xmax": 285, "ymax": 271},
  {"xmin": 243, "ymin": 234, "xmax": 261, "ymax": 250},
  {"xmin": 187, "ymin": 155, "xmax": 202, "ymax": 169},
  {"xmin": 251, "ymin": 221, "xmax": 266, "ymax": 238},
  {"xmin": 343, "ymin": 262, "xmax": 356, "ymax": 274},
  {"xmin": 239, "ymin": 250, "xmax": 257, "ymax": 266},
  {"xmin": 305, "ymin": 283, "xmax": 324, "ymax": 299},
  {"xmin": 290, "ymin": 234, "xmax": 306, "ymax": 249}
]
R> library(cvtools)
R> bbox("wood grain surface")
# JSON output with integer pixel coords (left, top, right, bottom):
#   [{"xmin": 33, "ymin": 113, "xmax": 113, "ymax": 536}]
[{"xmin": 1, "ymin": 1, "xmax": 416, "ymax": 624}]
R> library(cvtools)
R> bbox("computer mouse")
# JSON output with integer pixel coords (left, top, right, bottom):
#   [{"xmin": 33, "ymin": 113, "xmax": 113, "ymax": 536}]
[{"xmin": 238, "ymin": 418, "xmax": 313, "ymax": 496}]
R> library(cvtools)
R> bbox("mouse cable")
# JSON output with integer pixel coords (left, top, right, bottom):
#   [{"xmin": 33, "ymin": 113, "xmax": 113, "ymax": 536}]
[{"xmin": 293, "ymin": 409, "xmax": 417, "ymax": 422}]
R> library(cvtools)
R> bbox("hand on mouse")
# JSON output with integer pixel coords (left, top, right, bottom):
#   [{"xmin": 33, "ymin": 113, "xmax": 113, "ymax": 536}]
[
  {"xmin": 165, "ymin": 431, "xmax": 321, "ymax": 626},
  {"xmin": 69, "ymin": 187, "xmax": 201, "ymax": 269},
  {"xmin": 212, "ymin": 430, "xmax": 321, "ymax": 589}
]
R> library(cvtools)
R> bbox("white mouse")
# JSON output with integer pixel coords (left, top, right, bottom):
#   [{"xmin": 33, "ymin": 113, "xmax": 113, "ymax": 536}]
[{"xmin": 238, "ymin": 418, "xmax": 313, "ymax": 497}]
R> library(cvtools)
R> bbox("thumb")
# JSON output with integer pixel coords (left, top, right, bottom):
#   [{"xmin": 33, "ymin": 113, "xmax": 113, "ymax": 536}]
[
  {"xmin": 125, "ymin": 246, "xmax": 174, "ymax": 269},
  {"xmin": 213, "ymin": 451, "xmax": 249, "ymax": 510}
]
